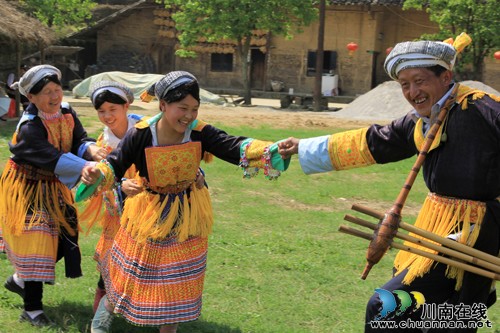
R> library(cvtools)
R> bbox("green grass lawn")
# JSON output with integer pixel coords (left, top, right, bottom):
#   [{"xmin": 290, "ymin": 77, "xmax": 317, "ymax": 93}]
[{"xmin": 0, "ymin": 112, "xmax": 498, "ymax": 332}]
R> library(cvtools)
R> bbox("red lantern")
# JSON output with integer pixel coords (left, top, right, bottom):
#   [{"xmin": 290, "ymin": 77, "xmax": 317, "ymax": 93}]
[
  {"xmin": 386, "ymin": 47, "xmax": 393, "ymax": 55},
  {"xmin": 346, "ymin": 42, "xmax": 359, "ymax": 57},
  {"xmin": 494, "ymin": 51, "xmax": 500, "ymax": 63}
]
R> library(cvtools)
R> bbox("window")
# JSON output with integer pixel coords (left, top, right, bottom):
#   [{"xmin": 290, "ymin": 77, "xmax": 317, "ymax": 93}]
[
  {"xmin": 307, "ymin": 50, "xmax": 337, "ymax": 76},
  {"xmin": 211, "ymin": 53, "xmax": 233, "ymax": 72}
]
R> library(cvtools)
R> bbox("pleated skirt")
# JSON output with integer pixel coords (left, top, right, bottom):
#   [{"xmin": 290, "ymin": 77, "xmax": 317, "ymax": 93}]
[
  {"xmin": 102, "ymin": 226, "xmax": 208, "ymax": 326},
  {"xmin": 2, "ymin": 210, "xmax": 59, "ymax": 282}
]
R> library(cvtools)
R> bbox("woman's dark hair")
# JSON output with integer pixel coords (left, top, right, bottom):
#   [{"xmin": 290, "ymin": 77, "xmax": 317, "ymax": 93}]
[
  {"xmin": 427, "ymin": 65, "xmax": 448, "ymax": 77},
  {"xmin": 162, "ymin": 81, "xmax": 200, "ymax": 104},
  {"xmin": 29, "ymin": 74, "xmax": 61, "ymax": 95},
  {"xmin": 93, "ymin": 90, "xmax": 128, "ymax": 109}
]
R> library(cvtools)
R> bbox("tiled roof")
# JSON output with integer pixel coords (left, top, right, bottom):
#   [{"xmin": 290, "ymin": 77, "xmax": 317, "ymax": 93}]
[{"xmin": 328, "ymin": 0, "xmax": 404, "ymax": 5}]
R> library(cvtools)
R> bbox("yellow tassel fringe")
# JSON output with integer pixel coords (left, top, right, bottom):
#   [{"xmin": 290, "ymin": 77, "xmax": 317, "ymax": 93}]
[
  {"xmin": 121, "ymin": 185, "xmax": 213, "ymax": 243},
  {"xmin": 0, "ymin": 161, "xmax": 77, "ymax": 236},
  {"xmin": 393, "ymin": 193, "xmax": 485, "ymax": 290}
]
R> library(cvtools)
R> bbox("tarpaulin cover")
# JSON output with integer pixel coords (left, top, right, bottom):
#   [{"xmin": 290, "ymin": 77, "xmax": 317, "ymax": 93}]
[{"xmin": 72, "ymin": 71, "xmax": 226, "ymax": 104}]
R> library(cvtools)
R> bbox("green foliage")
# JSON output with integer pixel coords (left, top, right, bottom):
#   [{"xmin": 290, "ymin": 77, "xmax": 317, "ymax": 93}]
[
  {"xmin": 403, "ymin": 0, "xmax": 500, "ymax": 81},
  {"xmin": 19, "ymin": 0, "xmax": 96, "ymax": 31},
  {"xmin": 158, "ymin": 0, "xmax": 318, "ymax": 104},
  {"xmin": 161, "ymin": 0, "xmax": 317, "ymax": 45}
]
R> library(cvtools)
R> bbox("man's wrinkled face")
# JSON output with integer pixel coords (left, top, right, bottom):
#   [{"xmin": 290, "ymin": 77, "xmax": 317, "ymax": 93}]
[{"xmin": 398, "ymin": 67, "xmax": 452, "ymax": 117}]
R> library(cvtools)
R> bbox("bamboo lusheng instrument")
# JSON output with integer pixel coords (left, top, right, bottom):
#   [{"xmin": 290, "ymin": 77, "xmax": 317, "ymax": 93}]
[
  {"xmin": 351, "ymin": 204, "xmax": 500, "ymax": 268},
  {"xmin": 343, "ymin": 213, "xmax": 500, "ymax": 275},
  {"xmin": 338, "ymin": 225, "xmax": 500, "ymax": 281},
  {"xmin": 359, "ymin": 104, "xmax": 450, "ymax": 280}
]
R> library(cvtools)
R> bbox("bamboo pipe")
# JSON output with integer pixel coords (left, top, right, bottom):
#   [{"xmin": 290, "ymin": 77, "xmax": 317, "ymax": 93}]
[
  {"xmin": 360, "ymin": 102, "xmax": 452, "ymax": 280},
  {"xmin": 344, "ymin": 214, "xmax": 500, "ymax": 274},
  {"xmin": 339, "ymin": 225, "xmax": 500, "ymax": 281},
  {"xmin": 351, "ymin": 204, "xmax": 500, "ymax": 267}
]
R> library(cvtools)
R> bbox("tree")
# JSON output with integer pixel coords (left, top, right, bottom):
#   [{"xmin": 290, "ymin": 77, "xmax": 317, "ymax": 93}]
[
  {"xmin": 19, "ymin": 0, "xmax": 96, "ymax": 33},
  {"xmin": 160, "ymin": 0, "xmax": 318, "ymax": 105},
  {"xmin": 403, "ymin": 0, "xmax": 500, "ymax": 81}
]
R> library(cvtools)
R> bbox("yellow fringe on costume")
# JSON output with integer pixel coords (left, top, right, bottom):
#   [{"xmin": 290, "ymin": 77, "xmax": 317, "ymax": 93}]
[
  {"xmin": 455, "ymin": 84, "xmax": 500, "ymax": 111},
  {"xmin": 121, "ymin": 185, "xmax": 213, "ymax": 243},
  {"xmin": 84, "ymin": 141, "xmax": 214, "ymax": 243},
  {"xmin": 0, "ymin": 160, "xmax": 77, "ymax": 236},
  {"xmin": 393, "ymin": 193, "xmax": 485, "ymax": 290},
  {"xmin": 79, "ymin": 165, "xmax": 138, "ymax": 234},
  {"xmin": 328, "ymin": 128, "xmax": 376, "ymax": 170},
  {"xmin": 79, "ymin": 190, "xmax": 121, "ymax": 235}
]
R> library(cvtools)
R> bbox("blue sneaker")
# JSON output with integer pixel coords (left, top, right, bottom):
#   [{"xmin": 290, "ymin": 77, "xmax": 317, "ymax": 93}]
[{"xmin": 91, "ymin": 296, "xmax": 114, "ymax": 333}]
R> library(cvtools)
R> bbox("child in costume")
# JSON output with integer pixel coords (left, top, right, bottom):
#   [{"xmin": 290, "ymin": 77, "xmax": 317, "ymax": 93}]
[
  {"xmin": 79, "ymin": 70, "xmax": 289, "ymax": 333},
  {"xmin": 0, "ymin": 64, "xmax": 106, "ymax": 326},
  {"xmin": 81, "ymin": 80, "xmax": 145, "ymax": 313}
]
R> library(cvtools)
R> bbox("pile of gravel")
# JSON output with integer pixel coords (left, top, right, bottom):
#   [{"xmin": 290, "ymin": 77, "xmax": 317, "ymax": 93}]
[{"xmin": 332, "ymin": 80, "xmax": 499, "ymax": 122}]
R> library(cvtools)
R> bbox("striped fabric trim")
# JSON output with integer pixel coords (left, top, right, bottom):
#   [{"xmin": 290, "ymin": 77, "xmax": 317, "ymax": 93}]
[
  {"xmin": 102, "ymin": 228, "xmax": 208, "ymax": 326},
  {"xmin": 3, "ymin": 222, "xmax": 58, "ymax": 282}
]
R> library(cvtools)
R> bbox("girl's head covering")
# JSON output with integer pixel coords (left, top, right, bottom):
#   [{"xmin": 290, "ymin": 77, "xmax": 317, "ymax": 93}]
[
  {"xmin": 89, "ymin": 80, "xmax": 134, "ymax": 105},
  {"xmin": 11, "ymin": 64, "xmax": 61, "ymax": 96},
  {"xmin": 384, "ymin": 32, "xmax": 472, "ymax": 80},
  {"xmin": 140, "ymin": 71, "xmax": 197, "ymax": 102}
]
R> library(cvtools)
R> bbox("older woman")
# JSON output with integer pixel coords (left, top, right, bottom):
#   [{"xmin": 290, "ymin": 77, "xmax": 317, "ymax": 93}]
[{"xmin": 0, "ymin": 64, "xmax": 105, "ymax": 326}]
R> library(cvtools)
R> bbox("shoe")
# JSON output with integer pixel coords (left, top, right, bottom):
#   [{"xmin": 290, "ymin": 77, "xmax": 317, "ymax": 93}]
[
  {"xmin": 91, "ymin": 296, "xmax": 114, "ymax": 333},
  {"xmin": 93, "ymin": 287, "xmax": 106, "ymax": 313},
  {"xmin": 4, "ymin": 275, "xmax": 25, "ymax": 298},
  {"xmin": 19, "ymin": 311, "xmax": 54, "ymax": 327}
]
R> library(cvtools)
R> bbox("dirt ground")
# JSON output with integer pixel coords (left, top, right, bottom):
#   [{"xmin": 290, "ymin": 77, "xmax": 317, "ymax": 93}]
[
  {"xmin": 195, "ymin": 102, "xmax": 375, "ymax": 130},
  {"xmin": 67, "ymin": 96, "xmax": 375, "ymax": 133}
]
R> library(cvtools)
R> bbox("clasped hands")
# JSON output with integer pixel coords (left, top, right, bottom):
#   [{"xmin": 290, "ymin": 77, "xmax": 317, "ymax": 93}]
[{"xmin": 277, "ymin": 137, "xmax": 300, "ymax": 160}]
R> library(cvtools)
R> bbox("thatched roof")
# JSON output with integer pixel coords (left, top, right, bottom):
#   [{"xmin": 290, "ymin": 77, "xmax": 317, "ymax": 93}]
[{"xmin": 0, "ymin": 0, "xmax": 56, "ymax": 46}]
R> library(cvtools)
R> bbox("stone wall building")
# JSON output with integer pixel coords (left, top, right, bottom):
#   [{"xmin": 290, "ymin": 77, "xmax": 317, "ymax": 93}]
[{"xmin": 63, "ymin": 0, "xmax": 499, "ymax": 97}]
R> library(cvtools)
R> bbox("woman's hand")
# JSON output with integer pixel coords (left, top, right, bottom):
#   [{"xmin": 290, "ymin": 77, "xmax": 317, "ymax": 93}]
[
  {"xmin": 121, "ymin": 179, "xmax": 143, "ymax": 197},
  {"xmin": 195, "ymin": 170, "xmax": 206, "ymax": 189},
  {"xmin": 87, "ymin": 144, "xmax": 109, "ymax": 162},
  {"xmin": 81, "ymin": 164, "xmax": 102, "ymax": 185}
]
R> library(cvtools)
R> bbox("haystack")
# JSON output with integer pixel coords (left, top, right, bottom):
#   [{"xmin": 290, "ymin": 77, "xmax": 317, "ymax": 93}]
[{"xmin": 0, "ymin": 0, "xmax": 55, "ymax": 46}]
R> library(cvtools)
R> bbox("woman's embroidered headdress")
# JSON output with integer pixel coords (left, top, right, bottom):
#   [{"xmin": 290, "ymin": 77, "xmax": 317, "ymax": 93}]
[
  {"xmin": 89, "ymin": 80, "xmax": 134, "ymax": 105},
  {"xmin": 11, "ymin": 64, "xmax": 61, "ymax": 96},
  {"xmin": 140, "ymin": 71, "xmax": 197, "ymax": 102}
]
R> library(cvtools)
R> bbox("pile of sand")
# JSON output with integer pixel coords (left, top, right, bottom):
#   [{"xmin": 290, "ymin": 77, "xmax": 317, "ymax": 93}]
[{"xmin": 331, "ymin": 80, "xmax": 499, "ymax": 122}]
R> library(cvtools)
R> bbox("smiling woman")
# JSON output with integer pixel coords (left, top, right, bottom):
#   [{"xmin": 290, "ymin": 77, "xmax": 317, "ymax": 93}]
[
  {"xmin": 78, "ymin": 70, "xmax": 290, "ymax": 333},
  {"xmin": 0, "ymin": 64, "xmax": 106, "ymax": 328}
]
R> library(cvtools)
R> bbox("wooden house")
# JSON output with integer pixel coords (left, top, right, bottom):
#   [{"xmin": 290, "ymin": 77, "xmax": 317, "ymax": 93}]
[{"xmin": 63, "ymin": 0, "xmax": 499, "ymax": 97}]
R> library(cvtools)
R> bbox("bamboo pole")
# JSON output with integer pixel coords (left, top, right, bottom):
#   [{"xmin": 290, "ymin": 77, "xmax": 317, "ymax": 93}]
[
  {"xmin": 338, "ymin": 225, "xmax": 500, "ymax": 281},
  {"xmin": 344, "ymin": 214, "xmax": 500, "ymax": 274},
  {"xmin": 360, "ymin": 101, "xmax": 452, "ymax": 280},
  {"xmin": 351, "ymin": 204, "xmax": 500, "ymax": 267}
]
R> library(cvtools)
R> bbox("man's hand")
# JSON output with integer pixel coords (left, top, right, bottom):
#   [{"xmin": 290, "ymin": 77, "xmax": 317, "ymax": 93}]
[{"xmin": 278, "ymin": 137, "xmax": 300, "ymax": 160}]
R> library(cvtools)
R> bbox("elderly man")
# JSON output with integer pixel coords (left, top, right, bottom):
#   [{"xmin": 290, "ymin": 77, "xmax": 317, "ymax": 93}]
[{"xmin": 278, "ymin": 33, "xmax": 500, "ymax": 332}]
